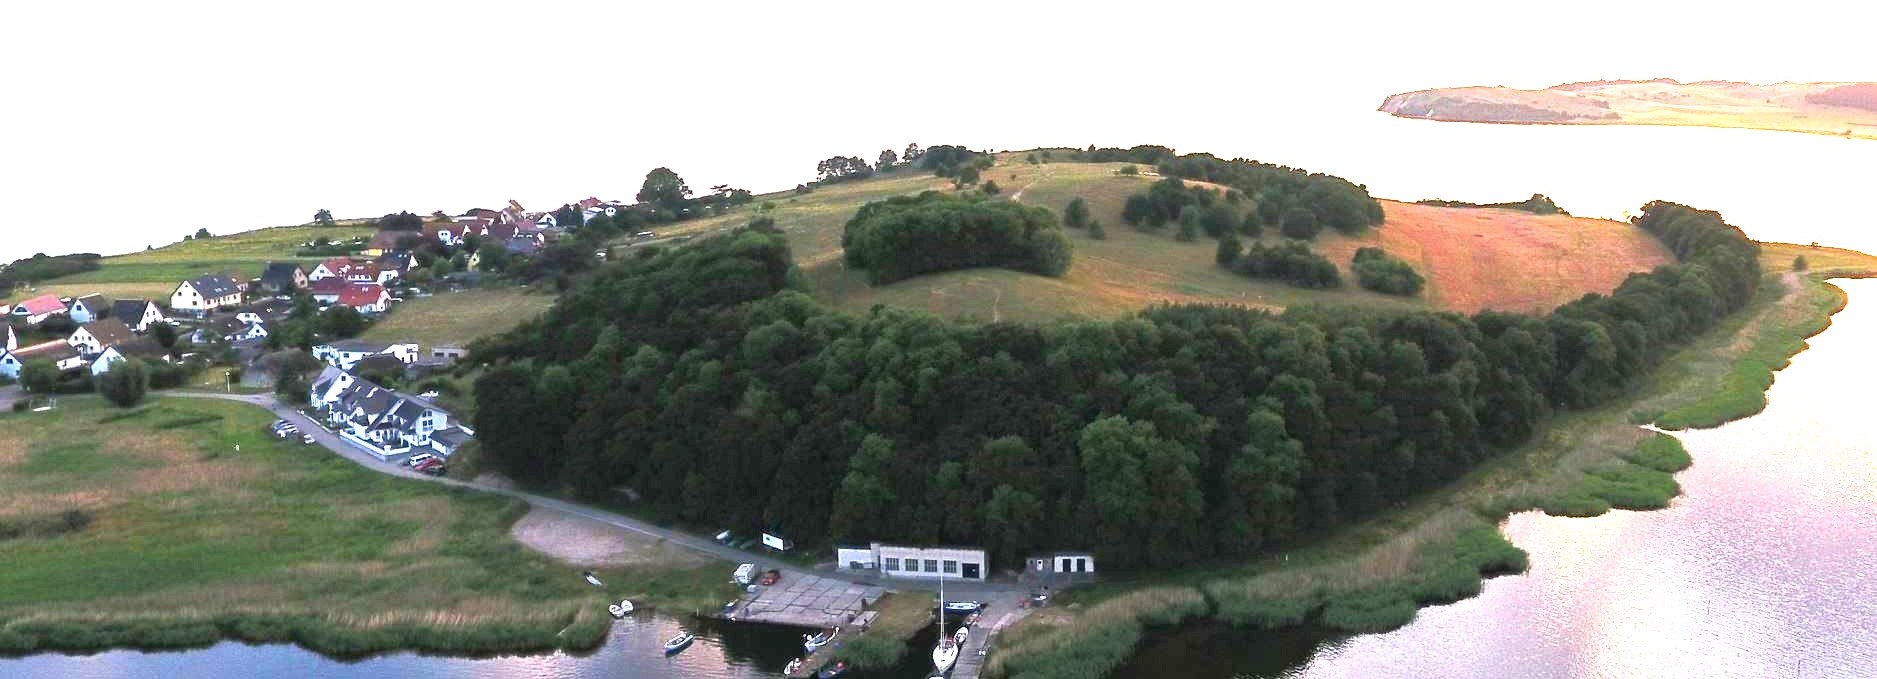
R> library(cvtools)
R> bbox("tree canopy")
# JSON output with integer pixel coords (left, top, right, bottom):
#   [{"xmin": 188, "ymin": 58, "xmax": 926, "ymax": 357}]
[
  {"xmin": 1352, "ymin": 247, "xmax": 1426, "ymax": 296},
  {"xmin": 842, "ymin": 192, "xmax": 1071, "ymax": 284},
  {"xmin": 636, "ymin": 167, "xmax": 693, "ymax": 214}
]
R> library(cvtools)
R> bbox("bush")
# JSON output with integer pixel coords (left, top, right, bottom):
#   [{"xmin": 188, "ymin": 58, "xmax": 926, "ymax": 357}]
[
  {"xmin": 1351, "ymin": 247, "xmax": 1426, "ymax": 296},
  {"xmin": 842, "ymin": 191, "xmax": 1073, "ymax": 284},
  {"xmin": 1215, "ymin": 233, "xmax": 1241, "ymax": 265},
  {"xmin": 982, "ymin": 180, "xmax": 1001, "ymax": 196},
  {"xmin": 1233, "ymin": 240, "xmax": 1341, "ymax": 288},
  {"xmin": 1279, "ymin": 206, "xmax": 1321, "ymax": 239},
  {"xmin": 1117, "ymin": 164, "xmax": 1139, "ymax": 176},
  {"xmin": 96, "ymin": 358, "xmax": 150, "ymax": 408},
  {"xmin": 1792, "ymin": 255, "xmax": 1809, "ymax": 271},
  {"xmin": 1088, "ymin": 219, "xmax": 1106, "ymax": 240},
  {"xmin": 1063, "ymin": 197, "xmax": 1089, "ymax": 228}
]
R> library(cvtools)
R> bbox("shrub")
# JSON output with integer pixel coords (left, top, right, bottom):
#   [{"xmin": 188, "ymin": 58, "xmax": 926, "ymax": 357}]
[
  {"xmin": 1088, "ymin": 219, "xmax": 1106, "ymax": 240},
  {"xmin": 1233, "ymin": 240, "xmax": 1341, "ymax": 288},
  {"xmin": 1351, "ymin": 247, "xmax": 1426, "ymax": 296},
  {"xmin": 1117, "ymin": 164, "xmax": 1139, "ymax": 176},
  {"xmin": 1175, "ymin": 206, "xmax": 1201, "ymax": 242},
  {"xmin": 982, "ymin": 179, "xmax": 1001, "ymax": 196},
  {"xmin": 1793, "ymin": 255, "xmax": 1809, "ymax": 271},
  {"xmin": 1216, "ymin": 233, "xmax": 1241, "ymax": 266},
  {"xmin": 1063, "ymin": 197, "xmax": 1089, "ymax": 228},
  {"xmin": 842, "ymin": 191, "xmax": 1073, "ymax": 284},
  {"xmin": 96, "ymin": 358, "xmax": 150, "ymax": 408}
]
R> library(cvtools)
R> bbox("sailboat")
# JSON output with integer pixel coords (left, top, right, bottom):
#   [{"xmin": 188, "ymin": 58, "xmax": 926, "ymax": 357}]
[{"xmin": 931, "ymin": 571, "xmax": 959, "ymax": 673}]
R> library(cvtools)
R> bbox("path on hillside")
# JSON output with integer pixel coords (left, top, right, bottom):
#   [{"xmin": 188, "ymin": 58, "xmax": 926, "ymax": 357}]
[{"xmin": 169, "ymin": 391, "xmax": 1024, "ymax": 598}]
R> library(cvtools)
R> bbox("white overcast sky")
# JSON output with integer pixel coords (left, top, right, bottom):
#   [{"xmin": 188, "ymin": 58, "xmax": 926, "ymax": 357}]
[{"xmin": 2, "ymin": 0, "xmax": 1872, "ymax": 259}]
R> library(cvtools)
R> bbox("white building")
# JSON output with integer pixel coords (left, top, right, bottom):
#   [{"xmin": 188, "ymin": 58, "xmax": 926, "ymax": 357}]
[
  {"xmin": 312, "ymin": 340, "xmax": 419, "ymax": 371},
  {"xmin": 836, "ymin": 543, "xmax": 987, "ymax": 581},
  {"xmin": 1028, "ymin": 552, "xmax": 1096, "ymax": 577},
  {"xmin": 307, "ymin": 366, "xmax": 472, "ymax": 459},
  {"xmin": 170, "ymin": 274, "xmax": 244, "ymax": 316}
]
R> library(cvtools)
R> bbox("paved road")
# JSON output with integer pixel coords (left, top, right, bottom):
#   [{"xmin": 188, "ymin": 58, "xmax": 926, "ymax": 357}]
[{"xmin": 169, "ymin": 391, "xmax": 1027, "ymax": 597}]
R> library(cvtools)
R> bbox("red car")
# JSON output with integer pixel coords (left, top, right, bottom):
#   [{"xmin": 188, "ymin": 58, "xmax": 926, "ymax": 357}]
[
  {"xmin": 759, "ymin": 569, "xmax": 781, "ymax": 586},
  {"xmin": 413, "ymin": 458, "xmax": 445, "ymax": 473}
]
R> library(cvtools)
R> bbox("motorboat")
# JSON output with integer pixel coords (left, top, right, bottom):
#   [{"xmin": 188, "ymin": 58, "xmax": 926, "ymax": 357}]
[
  {"xmin": 953, "ymin": 626, "xmax": 969, "ymax": 647},
  {"xmin": 618, "ymin": 599, "xmax": 635, "ymax": 614},
  {"xmin": 803, "ymin": 627, "xmax": 839, "ymax": 653},
  {"xmin": 785, "ymin": 658, "xmax": 804, "ymax": 675},
  {"xmin": 943, "ymin": 601, "xmax": 981, "ymax": 613},
  {"xmin": 663, "ymin": 632, "xmax": 695, "ymax": 655},
  {"xmin": 582, "ymin": 571, "xmax": 604, "ymax": 587},
  {"xmin": 608, "ymin": 603, "xmax": 626, "ymax": 618}
]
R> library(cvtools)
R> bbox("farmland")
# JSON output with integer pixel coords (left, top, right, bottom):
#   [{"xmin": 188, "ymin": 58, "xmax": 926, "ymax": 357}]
[{"xmin": 48, "ymin": 225, "xmax": 374, "ymax": 287}]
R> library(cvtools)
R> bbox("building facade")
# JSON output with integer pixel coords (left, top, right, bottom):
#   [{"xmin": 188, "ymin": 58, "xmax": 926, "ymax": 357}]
[{"xmin": 835, "ymin": 543, "xmax": 988, "ymax": 581}]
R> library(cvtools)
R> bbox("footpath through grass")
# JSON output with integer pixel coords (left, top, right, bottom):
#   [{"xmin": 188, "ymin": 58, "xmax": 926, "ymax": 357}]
[
  {"xmin": 982, "ymin": 272, "xmax": 1866, "ymax": 679},
  {"xmin": 0, "ymin": 397, "xmax": 729, "ymax": 655}
]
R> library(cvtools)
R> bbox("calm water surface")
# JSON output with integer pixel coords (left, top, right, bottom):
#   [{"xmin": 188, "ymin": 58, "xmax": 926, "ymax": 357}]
[{"xmin": 1119, "ymin": 278, "xmax": 1877, "ymax": 679}]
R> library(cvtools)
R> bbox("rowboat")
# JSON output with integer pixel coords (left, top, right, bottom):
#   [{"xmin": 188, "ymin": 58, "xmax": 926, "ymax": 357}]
[
  {"xmin": 582, "ymin": 571, "xmax": 604, "ymax": 587},
  {"xmin": 943, "ymin": 600, "xmax": 981, "ymax": 613},
  {"xmin": 803, "ymin": 627, "xmax": 839, "ymax": 653},
  {"xmin": 663, "ymin": 632, "xmax": 694, "ymax": 654}
]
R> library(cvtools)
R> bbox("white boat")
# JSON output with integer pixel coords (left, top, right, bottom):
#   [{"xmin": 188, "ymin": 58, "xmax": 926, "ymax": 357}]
[
  {"xmin": 582, "ymin": 571, "xmax": 604, "ymax": 587},
  {"xmin": 943, "ymin": 600, "xmax": 981, "ymax": 613},
  {"xmin": 932, "ymin": 574, "xmax": 959, "ymax": 672},
  {"xmin": 953, "ymin": 626, "xmax": 969, "ymax": 647},
  {"xmin": 803, "ymin": 627, "xmax": 838, "ymax": 653},
  {"xmin": 617, "ymin": 599, "xmax": 634, "ymax": 614},
  {"xmin": 608, "ymin": 603, "xmax": 626, "ymax": 618},
  {"xmin": 785, "ymin": 658, "xmax": 804, "ymax": 674},
  {"xmin": 663, "ymin": 632, "xmax": 694, "ymax": 655}
]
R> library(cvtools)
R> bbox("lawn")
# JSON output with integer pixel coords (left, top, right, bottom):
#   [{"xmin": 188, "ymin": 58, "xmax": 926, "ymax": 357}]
[
  {"xmin": 51, "ymin": 225, "xmax": 375, "ymax": 287},
  {"xmin": 0, "ymin": 397, "xmax": 730, "ymax": 655},
  {"xmin": 359, "ymin": 288, "xmax": 557, "ymax": 350}
]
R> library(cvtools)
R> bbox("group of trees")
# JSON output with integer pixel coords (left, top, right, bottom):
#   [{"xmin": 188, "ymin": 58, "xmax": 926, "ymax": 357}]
[
  {"xmin": 1155, "ymin": 153, "xmax": 1384, "ymax": 238},
  {"xmin": 1122, "ymin": 179, "xmax": 1254, "ymax": 238},
  {"xmin": 816, "ymin": 156, "xmax": 875, "ymax": 184},
  {"xmin": 1351, "ymin": 247, "xmax": 1426, "ymax": 296},
  {"xmin": 841, "ymin": 191, "xmax": 1072, "ymax": 284},
  {"xmin": 1417, "ymin": 194, "xmax": 1569, "ymax": 216},
  {"xmin": 0, "ymin": 253, "xmax": 101, "ymax": 290},
  {"xmin": 1222, "ymin": 239, "xmax": 1342, "ymax": 288},
  {"xmin": 466, "ymin": 182, "xmax": 1759, "ymax": 572},
  {"xmin": 375, "ymin": 211, "xmax": 425, "ymax": 231},
  {"xmin": 919, "ymin": 145, "xmax": 987, "ymax": 179}
]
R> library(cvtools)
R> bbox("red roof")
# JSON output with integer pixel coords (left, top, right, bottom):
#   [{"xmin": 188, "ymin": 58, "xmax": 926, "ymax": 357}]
[
  {"xmin": 13, "ymin": 294, "xmax": 66, "ymax": 316},
  {"xmin": 338, "ymin": 283, "xmax": 388, "ymax": 308},
  {"xmin": 318, "ymin": 258, "xmax": 381, "ymax": 280},
  {"xmin": 309, "ymin": 277, "xmax": 349, "ymax": 295}
]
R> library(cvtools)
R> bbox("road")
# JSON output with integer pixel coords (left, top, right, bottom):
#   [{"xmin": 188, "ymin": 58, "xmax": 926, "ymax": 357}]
[{"xmin": 170, "ymin": 390, "xmax": 1027, "ymax": 597}]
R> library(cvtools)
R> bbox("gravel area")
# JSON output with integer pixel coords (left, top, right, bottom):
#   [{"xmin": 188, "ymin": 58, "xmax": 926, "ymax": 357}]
[{"xmin": 508, "ymin": 506, "xmax": 705, "ymax": 568}]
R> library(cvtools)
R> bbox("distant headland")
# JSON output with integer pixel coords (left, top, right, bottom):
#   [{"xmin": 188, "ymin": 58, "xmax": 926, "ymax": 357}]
[{"xmin": 1380, "ymin": 79, "xmax": 1877, "ymax": 140}]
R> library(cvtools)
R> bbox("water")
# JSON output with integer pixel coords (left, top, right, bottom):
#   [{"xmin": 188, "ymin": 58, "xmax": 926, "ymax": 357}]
[{"xmin": 1120, "ymin": 279, "xmax": 1877, "ymax": 678}]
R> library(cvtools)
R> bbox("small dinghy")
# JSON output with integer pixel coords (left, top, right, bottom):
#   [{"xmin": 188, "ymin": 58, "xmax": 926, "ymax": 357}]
[
  {"xmin": 953, "ymin": 626, "xmax": 969, "ymax": 647},
  {"xmin": 943, "ymin": 600, "xmax": 981, "ymax": 613},
  {"xmin": 608, "ymin": 599, "xmax": 635, "ymax": 618},
  {"xmin": 817, "ymin": 660, "xmax": 849, "ymax": 678},
  {"xmin": 802, "ymin": 627, "xmax": 839, "ymax": 653},
  {"xmin": 785, "ymin": 658, "xmax": 804, "ymax": 674},
  {"xmin": 663, "ymin": 632, "xmax": 695, "ymax": 655},
  {"xmin": 582, "ymin": 571, "xmax": 604, "ymax": 587},
  {"xmin": 618, "ymin": 599, "xmax": 634, "ymax": 614}
]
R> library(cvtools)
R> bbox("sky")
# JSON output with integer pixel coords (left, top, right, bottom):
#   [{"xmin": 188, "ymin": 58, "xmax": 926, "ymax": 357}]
[{"xmin": 3, "ymin": 0, "xmax": 1873, "ymax": 260}]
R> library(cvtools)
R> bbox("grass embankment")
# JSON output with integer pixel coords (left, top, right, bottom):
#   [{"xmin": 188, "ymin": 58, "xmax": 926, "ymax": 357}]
[
  {"xmin": 359, "ymin": 287, "xmax": 557, "ymax": 351},
  {"xmin": 608, "ymin": 154, "xmax": 1665, "ymax": 323},
  {"xmin": 983, "ymin": 271, "xmax": 1865, "ymax": 679},
  {"xmin": 51, "ymin": 225, "xmax": 375, "ymax": 287},
  {"xmin": 826, "ymin": 592, "xmax": 933, "ymax": 670},
  {"xmin": 0, "ymin": 397, "xmax": 730, "ymax": 655}
]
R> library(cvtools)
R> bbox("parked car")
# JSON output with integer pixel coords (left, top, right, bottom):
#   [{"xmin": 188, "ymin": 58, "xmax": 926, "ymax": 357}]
[
  {"xmin": 419, "ymin": 464, "xmax": 447, "ymax": 476},
  {"xmin": 413, "ymin": 458, "xmax": 444, "ymax": 473},
  {"xmin": 274, "ymin": 426, "xmax": 299, "ymax": 439},
  {"xmin": 405, "ymin": 453, "xmax": 437, "ymax": 468},
  {"xmin": 759, "ymin": 569, "xmax": 781, "ymax": 586}
]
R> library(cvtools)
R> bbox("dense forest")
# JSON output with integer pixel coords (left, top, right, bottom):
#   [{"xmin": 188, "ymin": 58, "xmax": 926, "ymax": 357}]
[
  {"xmin": 841, "ymin": 192, "xmax": 1073, "ymax": 284},
  {"xmin": 468, "ymin": 200, "xmax": 1758, "ymax": 571}
]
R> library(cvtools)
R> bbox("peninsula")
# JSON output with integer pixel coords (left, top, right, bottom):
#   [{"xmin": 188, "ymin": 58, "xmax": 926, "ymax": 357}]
[{"xmin": 1380, "ymin": 79, "xmax": 1877, "ymax": 140}]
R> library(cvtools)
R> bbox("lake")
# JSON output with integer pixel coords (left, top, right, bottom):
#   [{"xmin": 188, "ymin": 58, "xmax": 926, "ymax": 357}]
[{"xmin": 1116, "ymin": 279, "xmax": 1877, "ymax": 678}]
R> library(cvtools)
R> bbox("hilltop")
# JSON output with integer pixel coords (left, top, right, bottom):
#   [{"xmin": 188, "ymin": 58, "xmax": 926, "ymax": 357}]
[
  {"xmin": 1381, "ymin": 79, "xmax": 1877, "ymax": 140},
  {"xmin": 616, "ymin": 153, "xmax": 1670, "ymax": 321}
]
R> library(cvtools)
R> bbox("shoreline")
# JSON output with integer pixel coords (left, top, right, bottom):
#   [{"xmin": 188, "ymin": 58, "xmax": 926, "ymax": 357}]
[
  {"xmin": 984, "ymin": 269, "xmax": 1865, "ymax": 678},
  {"xmin": 1383, "ymin": 113, "xmax": 1877, "ymax": 142}
]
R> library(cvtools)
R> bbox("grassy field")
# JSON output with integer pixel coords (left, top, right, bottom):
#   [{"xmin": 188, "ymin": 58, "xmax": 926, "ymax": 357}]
[
  {"xmin": 47, "ymin": 225, "xmax": 374, "ymax": 288},
  {"xmin": 616, "ymin": 155, "xmax": 1672, "ymax": 323},
  {"xmin": 984, "ymin": 270, "xmax": 1868, "ymax": 678},
  {"xmin": 0, "ymin": 397, "xmax": 731, "ymax": 655},
  {"xmin": 823, "ymin": 591, "xmax": 934, "ymax": 670},
  {"xmin": 359, "ymin": 288, "xmax": 558, "ymax": 350}
]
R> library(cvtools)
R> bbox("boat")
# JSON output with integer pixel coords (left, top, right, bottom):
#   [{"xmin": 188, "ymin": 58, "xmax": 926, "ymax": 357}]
[
  {"xmin": 953, "ymin": 626, "xmax": 969, "ymax": 647},
  {"xmin": 931, "ymin": 574, "xmax": 959, "ymax": 673},
  {"xmin": 943, "ymin": 600, "xmax": 981, "ymax": 613},
  {"xmin": 663, "ymin": 632, "xmax": 695, "ymax": 655},
  {"xmin": 617, "ymin": 599, "xmax": 634, "ymax": 614},
  {"xmin": 608, "ymin": 603, "xmax": 626, "ymax": 618},
  {"xmin": 785, "ymin": 658, "xmax": 804, "ymax": 674},
  {"xmin": 963, "ymin": 611, "xmax": 982, "ymax": 627},
  {"xmin": 803, "ymin": 627, "xmax": 839, "ymax": 653},
  {"xmin": 582, "ymin": 571, "xmax": 604, "ymax": 587},
  {"xmin": 816, "ymin": 661, "xmax": 849, "ymax": 678}
]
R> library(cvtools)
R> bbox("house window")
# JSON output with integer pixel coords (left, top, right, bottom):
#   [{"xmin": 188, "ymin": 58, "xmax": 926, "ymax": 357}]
[
  {"xmin": 883, "ymin": 558, "xmax": 900, "ymax": 571},
  {"xmin": 943, "ymin": 560, "xmax": 958, "ymax": 574},
  {"xmin": 924, "ymin": 559, "xmax": 938, "ymax": 573}
]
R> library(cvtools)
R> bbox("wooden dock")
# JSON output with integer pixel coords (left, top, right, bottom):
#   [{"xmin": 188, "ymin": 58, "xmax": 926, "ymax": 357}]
[{"xmin": 951, "ymin": 607, "xmax": 1027, "ymax": 679}]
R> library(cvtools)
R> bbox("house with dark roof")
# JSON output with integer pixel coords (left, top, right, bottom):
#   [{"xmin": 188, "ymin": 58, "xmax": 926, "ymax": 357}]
[
  {"xmin": 259, "ymin": 262, "xmax": 309, "ymax": 293},
  {"xmin": 111, "ymin": 299, "xmax": 166, "ymax": 332},
  {"xmin": 10, "ymin": 294, "xmax": 68, "ymax": 325},
  {"xmin": 503, "ymin": 236, "xmax": 541, "ymax": 256},
  {"xmin": 69, "ymin": 318, "xmax": 135, "ymax": 356},
  {"xmin": 90, "ymin": 338, "xmax": 170, "ymax": 376},
  {"xmin": 170, "ymin": 274, "xmax": 244, "ymax": 316},
  {"xmin": 307, "ymin": 366, "xmax": 473, "ymax": 460},
  {"xmin": 68, "ymin": 294, "xmax": 107, "ymax": 323},
  {"xmin": 196, "ymin": 315, "xmax": 267, "ymax": 343},
  {"xmin": 375, "ymin": 250, "xmax": 416, "ymax": 274},
  {"xmin": 312, "ymin": 339, "xmax": 418, "ymax": 370},
  {"xmin": 10, "ymin": 340, "xmax": 86, "ymax": 374}
]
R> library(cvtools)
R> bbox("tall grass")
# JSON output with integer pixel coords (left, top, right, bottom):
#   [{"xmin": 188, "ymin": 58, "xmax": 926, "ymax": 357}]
[
  {"xmin": 982, "ymin": 587, "xmax": 1207, "ymax": 679},
  {"xmin": 1656, "ymin": 276, "xmax": 1845, "ymax": 429}
]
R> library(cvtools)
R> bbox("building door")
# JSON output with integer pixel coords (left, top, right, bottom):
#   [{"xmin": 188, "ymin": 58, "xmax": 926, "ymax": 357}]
[
  {"xmin": 1076, "ymin": 558, "xmax": 1088, "ymax": 573},
  {"xmin": 963, "ymin": 563, "xmax": 981, "ymax": 580}
]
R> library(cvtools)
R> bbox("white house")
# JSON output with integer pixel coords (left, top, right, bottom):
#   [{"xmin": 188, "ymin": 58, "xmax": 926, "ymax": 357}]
[
  {"xmin": 312, "ymin": 340, "xmax": 419, "ymax": 371},
  {"xmin": 170, "ymin": 274, "xmax": 244, "ymax": 316},
  {"xmin": 836, "ymin": 544, "xmax": 988, "ymax": 581},
  {"xmin": 1028, "ymin": 552, "xmax": 1096, "ymax": 577},
  {"xmin": 110, "ymin": 299, "xmax": 166, "ymax": 332},
  {"xmin": 197, "ymin": 316, "xmax": 268, "ymax": 343},
  {"xmin": 67, "ymin": 294, "xmax": 107, "ymax": 323},
  {"xmin": 307, "ymin": 366, "xmax": 472, "ymax": 459},
  {"xmin": 0, "ymin": 349, "xmax": 18, "ymax": 379},
  {"xmin": 68, "ymin": 319, "xmax": 134, "ymax": 357},
  {"xmin": 10, "ymin": 294, "xmax": 68, "ymax": 326},
  {"xmin": 11, "ymin": 340, "xmax": 87, "ymax": 373},
  {"xmin": 90, "ymin": 338, "xmax": 169, "ymax": 376}
]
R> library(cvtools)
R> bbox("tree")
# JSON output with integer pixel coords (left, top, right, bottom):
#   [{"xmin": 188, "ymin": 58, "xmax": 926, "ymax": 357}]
[
  {"xmin": 151, "ymin": 322, "xmax": 178, "ymax": 348},
  {"xmin": 1063, "ymin": 197, "xmax": 1090, "ymax": 228},
  {"xmin": 477, "ymin": 245, "xmax": 512, "ymax": 273},
  {"xmin": 96, "ymin": 358, "xmax": 149, "ymax": 407},
  {"xmin": 816, "ymin": 156, "xmax": 874, "ymax": 183},
  {"xmin": 1118, "ymin": 164, "xmax": 1139, "ymax": 176},
  {"xmin": 318, "ymin": 306, "xmax": 366, "ymax": 338},
  {"xmin": 637, "ymin": 167, "xmax": 693, "ymax": 213},
  {"xmin": 1280, "ymin": 206, "xmax": 1321, "ymax": 240},
  {"xmin": 194, "ymin": 227, "xmax": 212, "ymax": 240},
  {"xmin": 376, "ymin": 211, "xmax": 424, "ymax": 231},
  {"xmin": 981, "ymin": 180, "xmax": 1001, "ymax": 196},
  {"xmin": 1088, "ymin": 219, "xmax": 1107, "ymax": 240},
  {"xmin": 1216, "ymin": 232, "xmax": 1241, "ymax": 265},
  {"xmin": 1176, "ymin": 206, "xmax": 1201, "ymax": 241},
  {"xmin": 954, "ymin": 165, "xmax": 980, "ymax": 189},
  {"xmin": 1793, "ymin": 255, "xmax": 1809, "ymax": 271},
  {"xmin": 877, "ymin": 149, "xmax": 899, "ymax": 170},
  {"xmin": 19, "ymin": 359, "xmax": 58, "ymax": 393},
  {"xmin": 903, "ymin": 143, "xmax": 923, "ymax": 163},
  {"xmin": 830, "ymin": 434, "xmax": 897, "ymax": 540},
  {"xmin": 313, "ymin": 209, "xmax": 335, "ymax": 227}
]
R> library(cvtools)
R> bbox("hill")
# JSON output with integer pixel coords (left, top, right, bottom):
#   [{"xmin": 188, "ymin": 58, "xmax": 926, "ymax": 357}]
[
  {"xmin": 1381, "ymin": 79, "xmax": 1877, "ymax": 140},
  {"xmin": 24, "ymin": 224, "xmax": 376, "ymax": 302},
  {"xmin": 615, "ymin": 154, "xmax": 1670, "ymax": 321}
]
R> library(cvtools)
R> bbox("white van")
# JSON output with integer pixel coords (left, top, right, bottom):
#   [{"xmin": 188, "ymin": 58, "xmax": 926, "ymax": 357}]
[{"xmin": 733, "ymin": 563, "xmax": 756, "ymax": 586}]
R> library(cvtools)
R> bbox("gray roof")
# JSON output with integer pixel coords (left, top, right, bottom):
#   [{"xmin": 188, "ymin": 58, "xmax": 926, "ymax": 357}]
[
  {"xmin": 72, "ymin": 293, "xmax": 107, "ymax": 312},
  {"xmin": 323, "ymin": 339, "xmax": 391, "ymax": 353},
  {"xmin": 260, "ymin": 262, "xmax": 305, "ymax": 285},
  {"xmin": 14, "ymin": 341, "xmax": 80, "ymax": 363},
  {"xmin": 186, "ymin": 273, "xmax": 243, "ymax": 299},
  {"xmin": 114, "ymin": 338, "xmax": 168, "ymax": 360},
  {"xmin": 432, "ymin": 427, "xmax": 471, "ymax": 448},
  {"xmin": 111, "ymin": 299, "xmax": 153, "ymax": 320}
]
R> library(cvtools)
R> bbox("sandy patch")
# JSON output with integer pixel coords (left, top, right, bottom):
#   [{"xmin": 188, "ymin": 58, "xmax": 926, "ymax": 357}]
[{"xmin": 508, "ymin": 507, "xmax": 703, "ymax": 568}]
